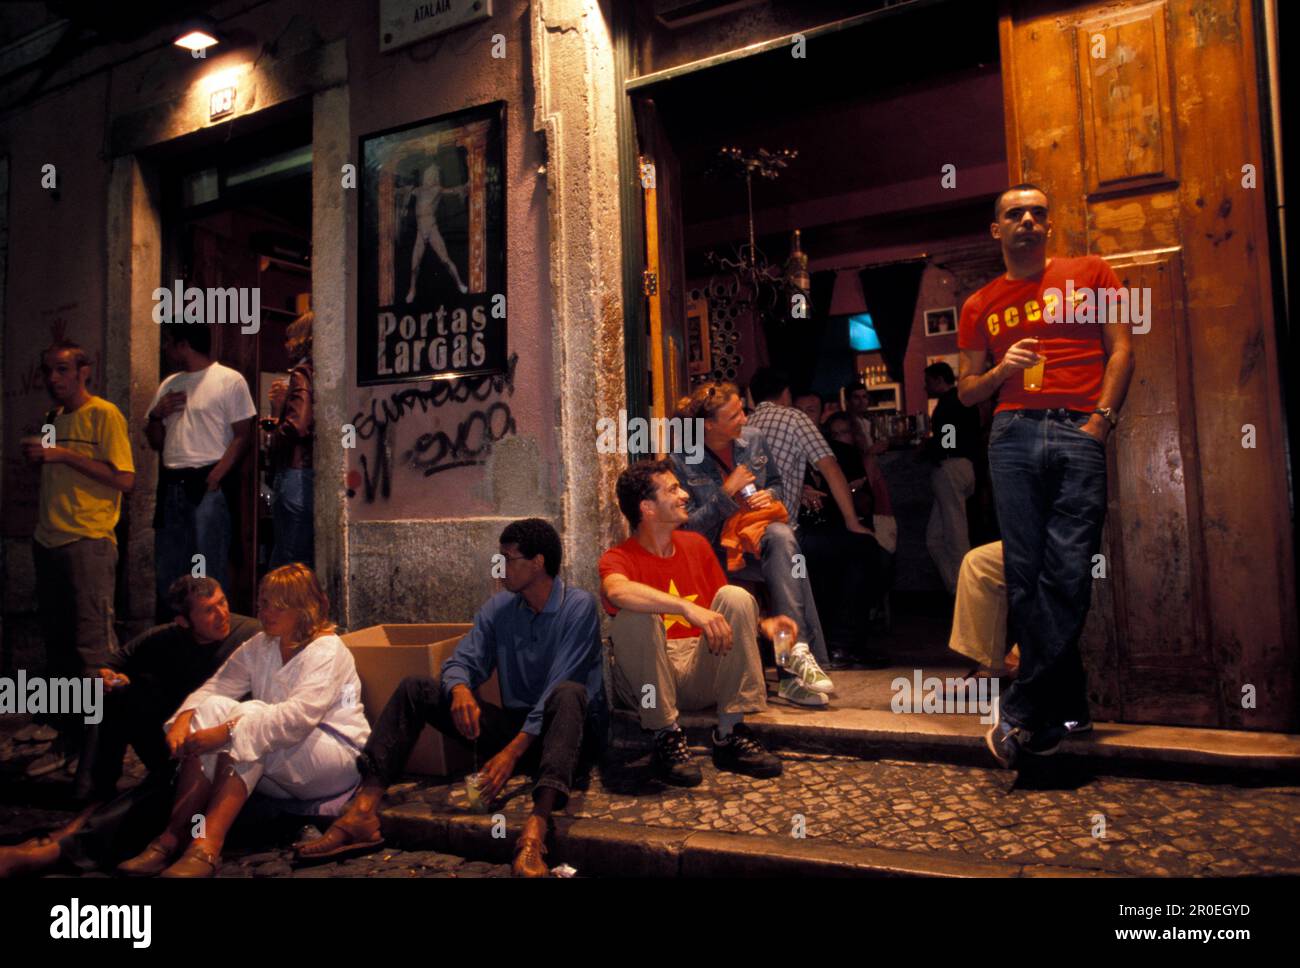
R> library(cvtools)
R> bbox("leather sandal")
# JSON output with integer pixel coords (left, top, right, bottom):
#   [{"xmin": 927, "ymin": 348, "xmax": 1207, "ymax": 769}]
[
  {"xmin": 160, "ymin": 840, "xmax": 221, "ymax": 878},
  {"xmin": 293, "ymin": 814, "xmax": 384, "ymax": 865},
  {"xmin": 511, "ymin": 836, "xmax": 550, "ymax": 878},
  {"xmin": 116, "ymin": 837, "xmax": 179, "ymax": 878}
]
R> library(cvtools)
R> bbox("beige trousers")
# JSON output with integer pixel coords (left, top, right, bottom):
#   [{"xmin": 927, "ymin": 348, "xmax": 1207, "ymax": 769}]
[
  {"xmin": 949, "ymin": 541, "xmax": 1011, "ymax": 671},
  {"xmin": 927, "ymin": 457, "xmax": 976, "ymax": 594},
  {"xmin": 608, "ymin": 585, "xmax": 768, "ymax": 730}
]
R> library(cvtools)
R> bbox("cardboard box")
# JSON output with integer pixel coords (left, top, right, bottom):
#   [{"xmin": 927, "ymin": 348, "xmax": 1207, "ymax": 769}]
[{"xmin": 342, "ymin": 623, "xmax": 501, "ymax": 777}]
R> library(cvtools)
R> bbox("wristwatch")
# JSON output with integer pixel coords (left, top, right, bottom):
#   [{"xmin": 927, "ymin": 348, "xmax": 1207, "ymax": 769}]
[{"xmin": 1093, "ymin": 407, "xmax": 1117, "ymax": 427}]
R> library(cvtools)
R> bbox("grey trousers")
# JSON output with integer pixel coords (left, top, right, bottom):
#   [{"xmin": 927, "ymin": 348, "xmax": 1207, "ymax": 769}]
[{"xmin": 608, "ymin": 585, "xmax": 768, "ymax": 731}]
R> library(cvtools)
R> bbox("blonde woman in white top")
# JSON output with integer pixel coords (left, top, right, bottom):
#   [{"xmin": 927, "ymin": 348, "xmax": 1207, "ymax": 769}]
[{"xmin": 117, "ymin": 564, "xmax": 369, "ymax": 878}]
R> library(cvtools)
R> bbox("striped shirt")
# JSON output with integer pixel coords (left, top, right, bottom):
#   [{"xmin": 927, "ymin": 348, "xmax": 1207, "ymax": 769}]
[{"xmin": 747, "ymin": 401, "xmax": 833, "ymax": 525}]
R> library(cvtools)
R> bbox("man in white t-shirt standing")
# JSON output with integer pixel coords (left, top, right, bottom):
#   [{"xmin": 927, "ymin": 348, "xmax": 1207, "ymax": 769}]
[{"xmin": 146, "ymin": 323, "xmax": 256, "ymax": 617}]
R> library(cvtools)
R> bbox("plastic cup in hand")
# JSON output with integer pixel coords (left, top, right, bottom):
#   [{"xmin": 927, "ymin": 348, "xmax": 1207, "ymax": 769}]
[
  {"xmin": 465, "ymin": 772, "xmax": 488, "ymax": 813},
  {"xmin": 1023, "ymin": 356, "xmax": 1045, "ymax": 392},
  {"xmin": 774, "ymin": 628, "xmax": 794, "ymax": 667}
]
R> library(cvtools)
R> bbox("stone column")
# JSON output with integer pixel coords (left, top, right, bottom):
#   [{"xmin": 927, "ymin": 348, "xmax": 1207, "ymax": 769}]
[
  {"xmin": 105, "ymin": 155, "xmax": 162, "ymax": 626},
  {"xmin": 311, "ymin": 84, "xmax": 352, "ymax": 625},
  {"xmin": 530, "ymin": 0, "xmax": 628, "ymax": 594}
]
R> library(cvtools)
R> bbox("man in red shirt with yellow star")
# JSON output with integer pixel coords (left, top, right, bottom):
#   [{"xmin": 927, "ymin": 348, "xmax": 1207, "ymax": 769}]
[{"xmin": 600, "ymin": 459, "xmax": 792, "ymax": 786}]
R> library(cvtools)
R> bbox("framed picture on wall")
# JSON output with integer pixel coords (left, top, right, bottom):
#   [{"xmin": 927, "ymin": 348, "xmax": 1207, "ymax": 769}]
[
  {"xmin": 357, "ymin": 101, "xmax": 507, "ymax": 386},
  {"xmin": 924, "ymin": 306, "xmax": 958, "ymax": 337},
  {"xmin": 685, "ymin": 294, "xmax": 712, "ymax": 376}
]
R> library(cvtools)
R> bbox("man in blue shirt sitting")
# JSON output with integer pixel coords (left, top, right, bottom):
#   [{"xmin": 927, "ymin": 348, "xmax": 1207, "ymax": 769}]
[{"xmin": 296, "ymin": 518, "xmax": 606, "ymax": 877}]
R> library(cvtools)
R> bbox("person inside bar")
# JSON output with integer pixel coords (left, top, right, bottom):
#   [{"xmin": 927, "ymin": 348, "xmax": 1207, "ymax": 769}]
[
  {"xmin": 115, "ymin": 564, "xmax": 368, "ymax": 877},
  {"xmin": 266, "ymin": 309, "xmax": 316, "ymax": 568},
  {"xmin": 145, "ymin": 321, "xmax": 257, "ymax": 620},
  {"xmin": 668, "ymin": 382, "xmax": 835, "ymax": 707},
  {"xmin": 798, "ymin": 411, "xmax": 893, "ymax": 668},
  {"xmin": 746, "ymin": 368, "xmax": 883, "ymax": 670},
  {"xmin": 922, "ymin": 362, "xmax": 981, "ymax": 596},
  {"xmin": 295, "ymin": 519, "xmax": 606, "ymax": 878}
]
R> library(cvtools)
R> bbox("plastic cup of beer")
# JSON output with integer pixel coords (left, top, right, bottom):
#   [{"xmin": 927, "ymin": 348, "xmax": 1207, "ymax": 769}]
[
  {"xmin": 465, "ymin": 772, "xmax": 488, "ymax": 813},
  {"xmin": 1023, "ymin": 356, "xmax": 1045, "ymax": 392}
]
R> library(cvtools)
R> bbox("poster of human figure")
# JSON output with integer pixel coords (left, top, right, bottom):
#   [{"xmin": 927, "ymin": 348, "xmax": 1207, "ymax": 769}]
[{"xmin": 358, "ymin": 102, "xmax": 506, "ymax": 385}]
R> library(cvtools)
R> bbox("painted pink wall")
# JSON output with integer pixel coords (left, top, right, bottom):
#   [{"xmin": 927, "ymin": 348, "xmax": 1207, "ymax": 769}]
[
  {"xmin": 342, "ymin": 0, "xmax": 553, "ymax": 520},
  {"xmin": 1, "ymin": 0, "xmax": 556, "ymax": 530}
]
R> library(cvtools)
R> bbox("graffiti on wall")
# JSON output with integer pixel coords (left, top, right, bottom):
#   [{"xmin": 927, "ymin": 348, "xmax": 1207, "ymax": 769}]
[{"xmin": 347, "ymin": 352, "xmax": 518, "ymax": 502}]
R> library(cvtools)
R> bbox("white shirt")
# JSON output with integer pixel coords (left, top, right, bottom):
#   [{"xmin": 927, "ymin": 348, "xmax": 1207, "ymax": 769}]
[
  {"xmin": 148, "ymin": 362, "xmax": 256, "ymax": 469},
  {"xmin": 852, "ymin": 414, "xmax": 877, "ymax": 449},
  {"xmin": 170, "ymin": 632, "xmax": 371, "ymax": 766}
]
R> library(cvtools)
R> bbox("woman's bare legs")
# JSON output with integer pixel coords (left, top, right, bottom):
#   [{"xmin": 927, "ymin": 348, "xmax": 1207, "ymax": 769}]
[
  {"xmin": 152, "ymin": 753, "xmax": 212, "ymax": 854},
  {"xmin": 189, "ymin": 754, "xmax": 250, "ymax": 857}
]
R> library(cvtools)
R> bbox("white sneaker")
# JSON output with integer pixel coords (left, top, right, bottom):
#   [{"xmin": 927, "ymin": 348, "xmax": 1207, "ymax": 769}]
[
  {"xmin": 787, "ymin": 643, "xmax": 833, "ymax": 694},
  {"xmin": 778, "ymin": 676, "xmax": 829, "ymax": 707}
]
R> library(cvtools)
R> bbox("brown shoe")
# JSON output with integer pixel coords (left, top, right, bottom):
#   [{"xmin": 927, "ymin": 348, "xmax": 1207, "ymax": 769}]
[
  {"xmin": 160, "ymin": 840, "xmax": 220, "ymax": 878},
  {"xmin": 511, "ymin": 816, "xmax": 551, "ymax": 878},
  {"xmin": 116, "ymin": 837, "xmax": 179, "ymax": 878},
  {"xmin": 0, "ymin": 835, "xmax": 62, "ymax": 878},
  {"xmin": 294, "ymin": 812, "xmax": 384, "ymax": 865}
]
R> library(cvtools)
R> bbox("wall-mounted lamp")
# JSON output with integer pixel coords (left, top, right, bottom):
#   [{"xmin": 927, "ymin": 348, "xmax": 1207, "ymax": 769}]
[{"xmin": 174, "ymin": 18, "xmax": 220, "ymax": 53}]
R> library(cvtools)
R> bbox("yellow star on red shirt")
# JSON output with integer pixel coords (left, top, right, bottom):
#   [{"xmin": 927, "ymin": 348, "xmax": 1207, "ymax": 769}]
[{"xmin": 662, "ymin": 578, "xmax": 698, "ymax": 632}]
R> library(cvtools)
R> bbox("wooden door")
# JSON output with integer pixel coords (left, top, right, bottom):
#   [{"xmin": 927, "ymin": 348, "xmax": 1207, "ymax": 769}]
[
  {"xmin": 634, "ymin": 97, "xmax": 689, "ymax": 425},
  {"xmin": 1000, "ymin": 0, "xmax": 1295, "ymax": 729},
  {"xmin": 190, "ymin": 225, "xmax": 260, "ymax": 616}
]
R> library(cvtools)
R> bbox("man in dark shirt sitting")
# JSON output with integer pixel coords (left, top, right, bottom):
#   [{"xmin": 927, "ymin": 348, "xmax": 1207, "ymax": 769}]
[
  {"xmin": 79, "ymin": 577, "xmax": 260, "ymax": 801},
  {"xmin": 1, "ymin": 577, "xmax": 258, "ymax": 876},
  {"xmin": 922, "ymin": 362, "xmax": 981, "ymax": 595}
]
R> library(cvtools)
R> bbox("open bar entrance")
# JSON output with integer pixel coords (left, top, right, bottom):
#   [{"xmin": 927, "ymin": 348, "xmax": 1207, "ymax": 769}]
[
  {"xmin": 627, "ymin": 0, "xmax": 1010, "ymax": 708},
  {"xmin": 155, "ymin": 104, "xmax": 313, "ymax": 617}
]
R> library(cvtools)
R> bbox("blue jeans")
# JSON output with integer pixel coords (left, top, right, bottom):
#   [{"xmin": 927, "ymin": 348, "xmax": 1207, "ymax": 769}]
[
  {"xmin": 155, "ymin": 478, "xmax": 230, "ymax": 612},
  {"xmin": 759, "ymin": 522, "xmax": 829, "ymax": 666},
  {"xmin": 270, "ymin": 468, "xmax": 315, "ymax": 568},
  {"xmin": 987, "ymin": 409, "xmax": 1107, "ymax": 731}
]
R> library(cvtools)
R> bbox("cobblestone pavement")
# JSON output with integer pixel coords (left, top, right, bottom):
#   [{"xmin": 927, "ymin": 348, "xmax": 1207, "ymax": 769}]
[
  {"xmin": 390, "ymin": 748, "xmax": 1300, "ymax": 877},
  {"xmin": 5, "ymin": 724, "xmax": 1300, "ymax": 877}
]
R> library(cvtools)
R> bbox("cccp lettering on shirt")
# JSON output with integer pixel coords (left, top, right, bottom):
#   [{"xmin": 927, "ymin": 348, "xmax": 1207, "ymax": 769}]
[{"xmin": 957, "ymin": 255, "xmax": 1121, "ymax": 413}]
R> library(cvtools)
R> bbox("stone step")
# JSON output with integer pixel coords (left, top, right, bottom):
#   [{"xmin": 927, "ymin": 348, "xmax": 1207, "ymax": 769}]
[
  {"xmin": 378, "ymin": 800, "xmax": 1120, "ymax": 879},
  {"xmin": 610, "ymin": 706, "xmax": 1300, "ymax": 783}
]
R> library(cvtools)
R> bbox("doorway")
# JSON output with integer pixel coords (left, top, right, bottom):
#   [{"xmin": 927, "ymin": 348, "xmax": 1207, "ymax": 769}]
[
  {"xmin": 620, "ymin": 0, "xmax": 1296, "ymax": 730},
  {"xmin": 625, "ymin": 0, "xmax": 1007, "ymax": 705},
  {"xmin": 157, "ymin": 110, "xmax": 313, "ymax": 617}
]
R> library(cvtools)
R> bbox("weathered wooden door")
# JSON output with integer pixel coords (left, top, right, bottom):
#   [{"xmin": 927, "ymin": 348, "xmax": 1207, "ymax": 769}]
[
  {"xmin": 634, "ymin": 97, "xmax": 689, "ymax": 424},
  {"xmin": 1000, "ymin": 0, "xmax": 1295, "ymax": 730}
]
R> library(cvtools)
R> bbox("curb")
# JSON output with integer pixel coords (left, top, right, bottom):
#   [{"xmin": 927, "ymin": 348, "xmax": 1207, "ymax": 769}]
[
  {"xmin": 610, "ymin": 709, "xmax": 1300, "ymax": 783},
  {"xmin": 379, "ymin": 801, "xmax": 1124, "ymax": 879}
]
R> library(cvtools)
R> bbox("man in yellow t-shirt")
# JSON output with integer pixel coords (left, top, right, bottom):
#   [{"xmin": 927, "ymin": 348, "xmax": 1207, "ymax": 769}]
[{"xmin": 20, "ymin": 340, "xmax": 136, "ymax": 780}]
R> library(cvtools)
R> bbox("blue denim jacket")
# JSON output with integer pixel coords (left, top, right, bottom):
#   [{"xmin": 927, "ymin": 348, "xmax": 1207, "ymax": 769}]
[{"xmin": 670, "ymin": 425, "xmax": 784, "ymax": 552}]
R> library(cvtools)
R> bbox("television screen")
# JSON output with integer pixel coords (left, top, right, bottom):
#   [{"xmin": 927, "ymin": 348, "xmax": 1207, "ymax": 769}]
[{"xmin": 848, "ymin": 313, "xmax": 882, "ymax": 352}]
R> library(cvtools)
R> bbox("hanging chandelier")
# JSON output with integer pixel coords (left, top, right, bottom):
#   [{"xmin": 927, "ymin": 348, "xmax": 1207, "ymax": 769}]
[{"xmin": 703, "ymin": 146, "xmax": 808, "ymax": 328}]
